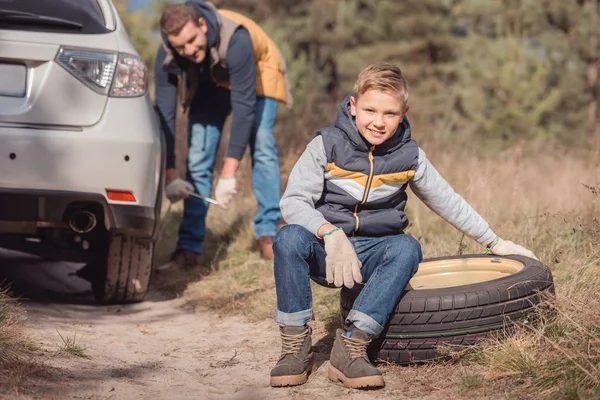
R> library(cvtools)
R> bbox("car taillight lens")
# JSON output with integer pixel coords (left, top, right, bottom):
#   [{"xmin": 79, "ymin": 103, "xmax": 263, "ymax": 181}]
[
  {"xmin": 110, "ymin": 53, "xmax": 148, "ymax": 97},
  {"xmin": 56, "ymin": 48, "xmax": 117, "ymax": 95},
  {"xmin": 56, "ymin": 48, "xmax": 147, "ymax": 97}
]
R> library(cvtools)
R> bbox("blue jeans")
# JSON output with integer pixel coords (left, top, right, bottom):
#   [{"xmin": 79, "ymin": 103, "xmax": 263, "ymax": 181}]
[
  {"xmin": 177, "ymin": 97, "xmax": 282, "ymax": 254},
  {"xmin": 273, "ymin": 224, "xmax": 423, "ymax": 337}
]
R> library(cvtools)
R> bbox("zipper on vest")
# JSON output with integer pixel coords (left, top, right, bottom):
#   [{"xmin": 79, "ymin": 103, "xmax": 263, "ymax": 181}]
[
  {"xmin": 353, "ymin": 145, "xmax": 375, "ymax": 236},
  {"xmin": 352, "ymin": 204, "xmax": 359, "ymax": 236},
  {"xmin": 360, "ymin": 146, "xmax": 376, "ymax": 204}
]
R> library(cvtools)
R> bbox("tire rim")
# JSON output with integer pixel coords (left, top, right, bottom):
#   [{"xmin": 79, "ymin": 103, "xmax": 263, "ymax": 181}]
[{"xmin": 407, "ymin": 257, "xmax": 525, "ymax": 290}]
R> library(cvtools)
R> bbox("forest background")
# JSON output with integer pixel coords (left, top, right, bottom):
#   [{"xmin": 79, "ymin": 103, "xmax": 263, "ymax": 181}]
[{"xmin": 117, "ymin": 0, "xmax": 600, "ymax": 157}]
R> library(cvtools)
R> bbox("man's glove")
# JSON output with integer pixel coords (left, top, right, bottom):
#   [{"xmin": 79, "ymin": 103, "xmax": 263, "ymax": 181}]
[
  {"xmin": 488, "ymin": 237, "xmax": 538, "ymax": 260},
  {"xmin": 215, "ymin": 177, "xmax": 237, "ymax": 209},
  {"xmin": 323, "ymin": 228, "xmax": 362, "ymax": 289},
  {"xmin": 165, "ymin": 178, "xmax": 194, "ymax": 203}
]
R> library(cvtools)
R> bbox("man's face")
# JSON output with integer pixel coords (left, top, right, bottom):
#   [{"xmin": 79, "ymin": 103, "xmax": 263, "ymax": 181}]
[
  {"xmin": 350, "ymin": 89, "xmax": 409, "ymax": 146},
  {"xmin": 167, "ymin": 19, "xmax": 208, "ymax": 64}
]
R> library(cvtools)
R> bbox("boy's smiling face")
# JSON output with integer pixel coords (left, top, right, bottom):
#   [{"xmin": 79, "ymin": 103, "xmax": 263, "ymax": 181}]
[{"xmin": 350, "ymin": 89, "xmax": 409, "ymax": 146}]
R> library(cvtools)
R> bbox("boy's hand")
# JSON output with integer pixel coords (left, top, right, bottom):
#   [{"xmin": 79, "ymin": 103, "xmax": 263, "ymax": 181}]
[
  {"xmin": 323, "ymin": 228, "xmax": 362, "ymax": 289},
  {"xmin": 488, "ymin": 238, "xmax": 539, "ymax": 260}
]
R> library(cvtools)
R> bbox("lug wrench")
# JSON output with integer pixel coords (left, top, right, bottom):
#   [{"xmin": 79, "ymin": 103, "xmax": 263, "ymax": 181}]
[{"xmin": 188, "ymin": 192, "xmax": 219, "ymax": 206}]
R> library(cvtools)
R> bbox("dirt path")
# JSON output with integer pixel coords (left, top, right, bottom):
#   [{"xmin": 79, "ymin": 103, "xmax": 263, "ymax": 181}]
[{"xmin": 0, "ymin": 250, "xmax": 472, "ymax": 400}]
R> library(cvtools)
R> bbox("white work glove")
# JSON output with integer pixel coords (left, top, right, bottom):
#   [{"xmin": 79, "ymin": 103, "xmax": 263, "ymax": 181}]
[
  {"xmin": 487, "ymin": 237, "xmax": 538, "ymax": 260},
  {"xmin": 165, "ymin": 178, "xmax": 194, "ymax": 203},
  {"xmin": 215, "ymin": 177, "xmax": 237, "ymax": 209},
  {"xmin": 323, "ymin": 228, "xmax": 362, "ymax": 289}
]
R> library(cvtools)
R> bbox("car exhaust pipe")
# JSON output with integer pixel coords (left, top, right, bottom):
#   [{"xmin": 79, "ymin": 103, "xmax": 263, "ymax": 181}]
[{"xmin": 69, "ymin": 210, "xmax": 97, "ymax": 234}]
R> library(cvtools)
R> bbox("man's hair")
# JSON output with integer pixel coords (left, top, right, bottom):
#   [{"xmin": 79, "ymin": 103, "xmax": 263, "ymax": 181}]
[
  {"xmin": 160, "ymin": 4, "xmax": 200, "ymax": 36},
  {"xmin": 353, "ymin": 62, "xmax": 409, "ymax": 105}
]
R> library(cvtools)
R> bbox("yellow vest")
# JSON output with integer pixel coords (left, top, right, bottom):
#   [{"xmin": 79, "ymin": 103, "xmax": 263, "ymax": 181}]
[
  {"xmin": 161, "ymin": 4, "xmax": 293, "ymax": 110},
  {"xmin": 217, "ymin": 9, "xmax": 293, "ymax": 108}
]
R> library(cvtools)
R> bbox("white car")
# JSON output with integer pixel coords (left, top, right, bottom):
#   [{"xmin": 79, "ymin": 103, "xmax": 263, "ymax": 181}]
[{"xmin": 0, "ymin": 0, "xmax": 165, "ymax": 304}]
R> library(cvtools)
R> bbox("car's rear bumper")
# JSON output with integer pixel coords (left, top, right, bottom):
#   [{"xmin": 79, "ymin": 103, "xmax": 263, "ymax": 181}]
[
  {"xmin": 0, "ymin": 96, "xmax": 165, "ymax": 239},
  {"xmin": 0, "ymin": 96, "xmax": 162, "ymax": 209},
  {"xmin": 0, "ymin": 189, "xmax": 157, "ymax": 238}
]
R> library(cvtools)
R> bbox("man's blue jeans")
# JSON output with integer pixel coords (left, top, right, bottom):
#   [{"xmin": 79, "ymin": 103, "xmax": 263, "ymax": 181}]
[
  {"xmin": 273, "ymin": 224, "xmax": 423, "ymax": 337},
  {"xmin": 177, "ymin": 97, "xmax": 282, "ymax": 254}
]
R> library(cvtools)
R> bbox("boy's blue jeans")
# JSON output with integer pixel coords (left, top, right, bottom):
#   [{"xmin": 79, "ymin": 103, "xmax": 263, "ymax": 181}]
[
  {"xmin": 273, "ymin": 224, "xmax": 423, "ymax": 337},
  {"xmin": 177, "ymin": 97, "xmax": 282, "ymax": 254}
]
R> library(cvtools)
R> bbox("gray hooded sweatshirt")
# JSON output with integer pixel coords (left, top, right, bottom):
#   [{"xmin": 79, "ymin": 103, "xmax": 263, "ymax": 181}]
[{"xmin": 280, "ymin": 97, "xmax": 496, "ymax": 246}]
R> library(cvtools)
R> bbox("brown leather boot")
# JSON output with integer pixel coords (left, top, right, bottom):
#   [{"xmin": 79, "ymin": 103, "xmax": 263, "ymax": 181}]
[
  {"xmin": 328, "ymin": 328, "xmax": 385, "ymax": 389},
  {"xmin": 155, "ymin": 249, "xmax": 204, "ymax": 274},
  {"xmin": 258, "ymin": 236, "xmax": 274, "ymax": 260},
  {"xmin": 270, "ymin": 325, "xmax": 315, "ymax": 387}
]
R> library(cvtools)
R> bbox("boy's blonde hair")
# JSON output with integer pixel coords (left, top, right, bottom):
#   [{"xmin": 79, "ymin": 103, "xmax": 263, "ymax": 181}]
[{"xmin": 353, "ymin": 62, "xmax": 408, "ymax": 105}]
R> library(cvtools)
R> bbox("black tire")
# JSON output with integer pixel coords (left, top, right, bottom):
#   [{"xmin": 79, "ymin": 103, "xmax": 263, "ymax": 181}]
[
  {"xmin": 340, "ymin": 254, "xmax": 554, "ymax": 364},
  {"xmin": 92, "ymin": 234, "xmax": 154, "ymax": 304}
]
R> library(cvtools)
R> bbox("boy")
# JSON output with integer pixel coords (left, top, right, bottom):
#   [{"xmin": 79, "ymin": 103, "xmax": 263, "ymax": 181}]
[{"xmin": 269, "ymin": 63, "xmax": 538, "ymax": 389}]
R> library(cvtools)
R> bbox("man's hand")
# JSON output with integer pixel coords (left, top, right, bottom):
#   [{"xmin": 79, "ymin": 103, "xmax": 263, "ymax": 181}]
[
  {"xmin": 165, "ymin": 168, "xmax": 177, "ymax": 185},
  {"xmin": 165, "ymin": 178, "xmax": 194, "ymax": 203},
  {"xmin": 215, "ymin": 177, "xmax": 237, "ymax": 209},
  {"xmin": 488, "ymin": 237, "xmax": 538, "ymax": 260},
  {"xmin": 323, "ymin": 228, "xmax": 362, "ymax": 289}
]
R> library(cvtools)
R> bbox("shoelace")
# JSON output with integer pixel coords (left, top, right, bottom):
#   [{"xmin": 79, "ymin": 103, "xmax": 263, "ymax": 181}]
[
  {"xmin": 342, "ymin": 335, "xmax": 370, "ymax": 359},
  {"xmin": 281, "ymin": 330, "xmax": 308, "ymax": 355}
]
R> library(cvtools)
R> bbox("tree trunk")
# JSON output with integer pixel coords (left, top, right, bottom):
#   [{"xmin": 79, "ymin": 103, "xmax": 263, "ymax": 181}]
[{"xmin": 588, "ymin": 0, "xmax": 599, "ymax": 157}]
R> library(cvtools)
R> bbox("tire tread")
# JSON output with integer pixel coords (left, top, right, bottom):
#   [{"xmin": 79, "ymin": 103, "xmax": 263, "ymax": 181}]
[{"xmin": 94, "ymin": 234, "xmax": 154, "ymax": 304}]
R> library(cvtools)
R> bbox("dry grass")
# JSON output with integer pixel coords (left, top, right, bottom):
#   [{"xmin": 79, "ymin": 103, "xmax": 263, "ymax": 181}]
[
  {"xmin": 155, "ymin": 137, "xmax": 600, "ymax": 398},
  {"xmin": 56, "ymin": 331, "xmax": 90, "ymax": 359},
  {"xmin": 0, "ymin": 286, "xmax": 44, "ymax": 394},
  {"xmin": 0, "ymin": 287, "xmax": 26, "ymax": 366}
]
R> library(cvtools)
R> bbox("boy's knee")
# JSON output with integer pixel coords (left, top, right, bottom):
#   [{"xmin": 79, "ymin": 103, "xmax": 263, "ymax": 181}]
[
  {"xmin": 388, "ymin": 235, "xmax": 423, "ymax": 270},
  {"xmin": 273, "ymin": 224, "xmax": 315, "ymax": 255}
]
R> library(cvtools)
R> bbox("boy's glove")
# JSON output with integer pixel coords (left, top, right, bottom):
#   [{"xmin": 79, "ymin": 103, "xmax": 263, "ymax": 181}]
[
  {"xmin": 215, "ymin": 177, "xmax": 237, "ymax": 209},
  {"xmin": 323, "ymin": 228, "xmax": 362, "ymax": 289},
  {"xmin": 165, "ymin": 178, "xmax": 195, "ymax": 203},
  {"xmin": 488, "ymin": 237, "xmax": 538, "ymax": 260}
]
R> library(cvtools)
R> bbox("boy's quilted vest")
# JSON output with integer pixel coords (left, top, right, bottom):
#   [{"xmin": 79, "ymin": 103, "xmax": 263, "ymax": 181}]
[{"xmin": 316, "ymin": 97, "xmax": 419, "ymax": 237}]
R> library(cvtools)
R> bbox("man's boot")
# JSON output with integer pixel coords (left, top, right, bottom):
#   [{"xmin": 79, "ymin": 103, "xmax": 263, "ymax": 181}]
[
  {"xmin": 328, "ymin": 328, "xmax": 385, "ymax": 389},
  {"xmin": 270, "ymin": 325, "xmax": 315, "ymax": 387},
  {"xmin": 154, "ymin": 249, "xmax": 203, "ymax": 276},
  {"xmin": 258, "ymin": 236, "xmax": 275, "ymax": 260}
]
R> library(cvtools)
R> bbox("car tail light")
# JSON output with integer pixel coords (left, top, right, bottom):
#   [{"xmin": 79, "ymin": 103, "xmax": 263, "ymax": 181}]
[
  {"xmin": 56, "ymin": 48, "xmax": 147, "ymax": 97},
  {"xmin": 106, "ymin": 190, "xmax": 136, "ymax": 202},
  {"xmin": 110, "ymin": 53, "xmax": 148, "ymax": 97},
  {"xmin": 56, "ymin": 48, "xmax": 117, "ymax": 95}
]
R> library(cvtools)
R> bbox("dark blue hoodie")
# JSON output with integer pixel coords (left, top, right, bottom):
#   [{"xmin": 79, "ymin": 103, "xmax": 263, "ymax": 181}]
[{"xmin": 154, "ymin": 0, "xmax": 257, "ymax": 169}]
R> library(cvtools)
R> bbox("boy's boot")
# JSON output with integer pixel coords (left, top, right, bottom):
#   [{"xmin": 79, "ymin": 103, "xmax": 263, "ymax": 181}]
[
  {"xmin": 270, "ymin": 325, "xmax": 315, "ymax": 387},
  {"xmin": 328, "ymin": 328, "xmax": 385, "ymax": 389}
]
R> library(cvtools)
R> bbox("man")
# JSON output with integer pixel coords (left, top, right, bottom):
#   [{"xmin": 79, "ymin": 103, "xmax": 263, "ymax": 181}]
[{"xmin": 154, "ymin": 0, "xmax": 292, "ymax": 267}]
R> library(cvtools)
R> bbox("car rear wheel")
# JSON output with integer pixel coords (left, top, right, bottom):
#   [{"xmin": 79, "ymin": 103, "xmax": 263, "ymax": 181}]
[
  {"xmin": 91, "ymin": 234, "xmax": 154, "ymax": 304},
  {"xmin": 340, "ymin": 255, "xmax": 554, "ymax": 364}
]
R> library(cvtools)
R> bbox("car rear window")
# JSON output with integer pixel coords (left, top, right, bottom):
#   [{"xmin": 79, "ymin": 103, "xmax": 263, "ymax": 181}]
[{"xmin": 0, "ymin": 0, "xmax": 110, "ymax": 34}]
